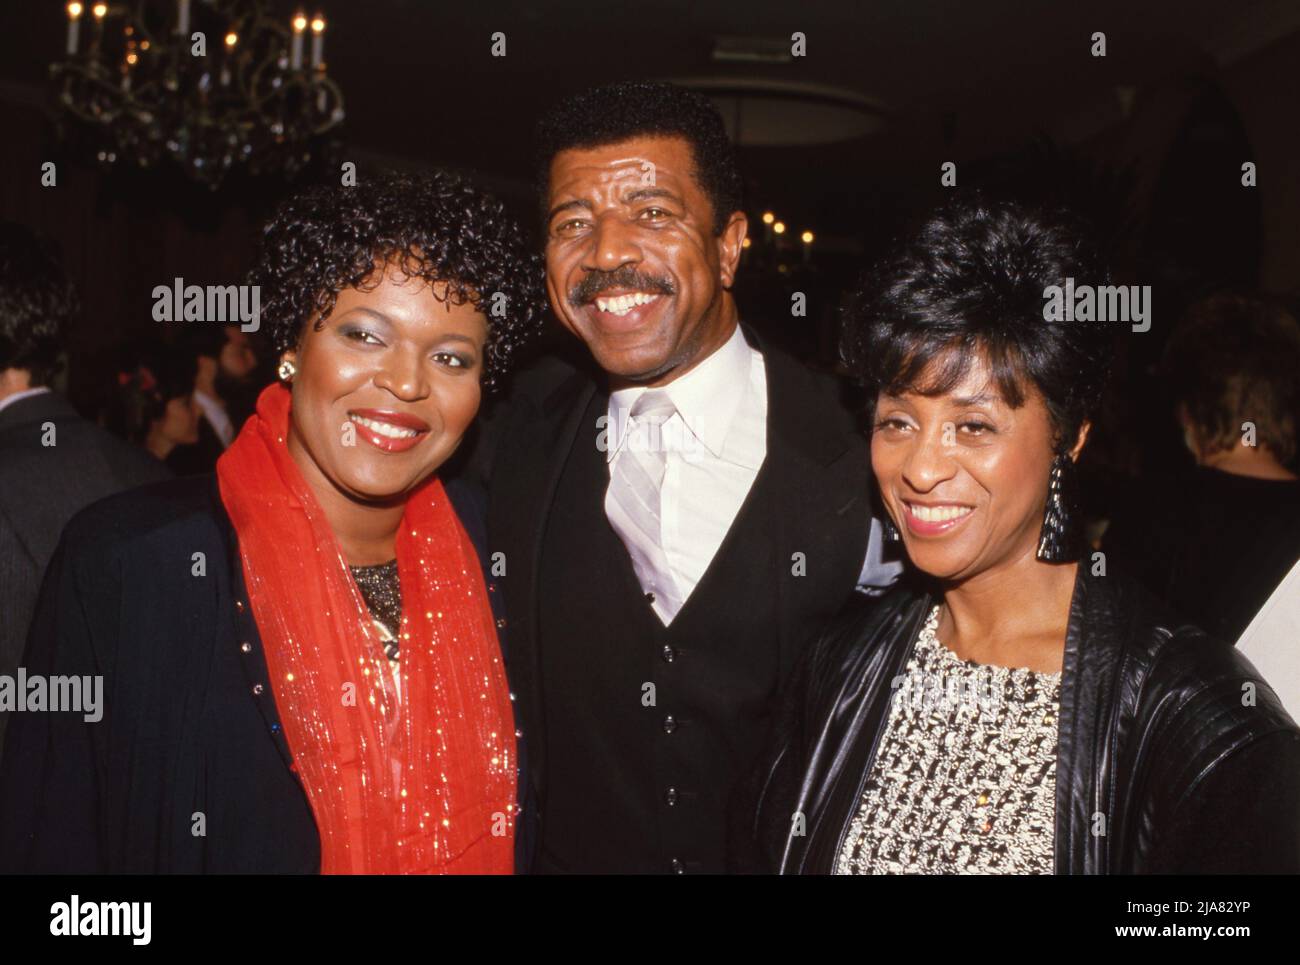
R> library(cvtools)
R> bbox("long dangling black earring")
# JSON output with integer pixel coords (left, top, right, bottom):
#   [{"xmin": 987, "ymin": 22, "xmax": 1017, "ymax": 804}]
[{"xmin": 1036, "ymin": 453, "xmax": 1078, "ymax": 563}]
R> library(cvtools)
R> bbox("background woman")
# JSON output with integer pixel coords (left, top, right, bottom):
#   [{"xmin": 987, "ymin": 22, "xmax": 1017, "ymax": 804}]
[
  {"xmin": 109, "ymin": 343, "xmax": 204, "ymax": 471},
  {"xmin": 0, "ymin": 171, "xmax": 544, "ymax": 873},
  {"xmin": 740, "ymin": 196, "xmax": 1300, "ymax": 874}
]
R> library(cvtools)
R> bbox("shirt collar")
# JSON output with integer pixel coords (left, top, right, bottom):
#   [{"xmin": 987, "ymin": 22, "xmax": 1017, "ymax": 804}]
[
  {"xmin": 0, "ymin": 385, "xmax": 51, "ymax": 416},
  {"xmin": 606, "ymin": 323, "xmax": 752, "ymax": 462}
]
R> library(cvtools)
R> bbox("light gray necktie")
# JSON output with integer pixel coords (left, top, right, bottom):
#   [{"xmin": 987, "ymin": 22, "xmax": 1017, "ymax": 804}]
[{"xmin": 605, "ymin": 389, "xmax": 684, "ymax": 620}]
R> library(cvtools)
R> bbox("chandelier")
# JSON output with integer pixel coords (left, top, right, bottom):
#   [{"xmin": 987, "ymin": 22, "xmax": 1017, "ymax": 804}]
[{"xmin": 52, "ymin": 0, "xmax": 345, "ymax": 188}]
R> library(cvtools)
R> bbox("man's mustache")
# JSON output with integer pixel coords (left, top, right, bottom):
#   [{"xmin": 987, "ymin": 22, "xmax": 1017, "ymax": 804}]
[{"xmin": 568, "ymin": 268, "xmax": 676, "ymax": 306}]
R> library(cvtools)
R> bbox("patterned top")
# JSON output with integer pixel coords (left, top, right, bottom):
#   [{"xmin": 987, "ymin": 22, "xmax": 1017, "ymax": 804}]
[
  {"xmin": 350, "ymin": 559, "xmax": 403, "ymax": 708},
  {"xmin": 349, "ymin": 559, "xmax": 402, "ymax": 659},
  {"xmin": 836, "ymin": 605, "xmax": 1061, "ymax": 874}
]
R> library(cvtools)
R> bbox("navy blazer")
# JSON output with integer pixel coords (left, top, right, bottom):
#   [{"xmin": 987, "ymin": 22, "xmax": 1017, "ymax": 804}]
[{"xmin": 0, "ymin": 473, "xmax": 523, "ymax": 873}]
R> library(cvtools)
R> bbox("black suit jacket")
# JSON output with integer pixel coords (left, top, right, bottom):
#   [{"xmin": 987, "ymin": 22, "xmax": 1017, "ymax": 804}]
[
  {"xmin": 0, "ymin": 390, "xmax": 170, "ymax": 748},
  {"xmin": 166, "ymin": 415, "xmax": 227, "ymax": 476},
  {"xmin": 0, "ymin": 473, "xmax": 515, "ymax": 873},
  {"xmin": 486, "ymin": 326, "xmax": 882, "ymax": 866}
]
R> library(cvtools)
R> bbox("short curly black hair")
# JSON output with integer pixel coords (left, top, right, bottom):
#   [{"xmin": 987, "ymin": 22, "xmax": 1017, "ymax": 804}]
[
  {"xmin": 534, "ymin": 80, "xmax": 743, "ymax": 236},
  {"xmin": 250, "ymin": 169, "xmax": 545, "ymax": 393},
  {"xmin": 841, "ymin": 193, "xmax": 1115, "ymax": 454},
  {"xmin": 0, "ymin": 222, "xmax": 79, "ymax": 386}
]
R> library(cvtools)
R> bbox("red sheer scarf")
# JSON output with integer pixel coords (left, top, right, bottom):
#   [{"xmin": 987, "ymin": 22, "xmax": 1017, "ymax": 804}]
[{"xmin": 216, "ymin": 383, "xmax": 515, "ymax": 873}]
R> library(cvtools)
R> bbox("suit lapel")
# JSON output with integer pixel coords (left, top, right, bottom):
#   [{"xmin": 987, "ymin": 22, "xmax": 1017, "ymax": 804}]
[
  {"xmin": 493, "ymin": 371, "xmax": 596, "ymax": 802},
  {"xmin": 747, "ymin": 327, "xmax": 872, "ymax": 679}
]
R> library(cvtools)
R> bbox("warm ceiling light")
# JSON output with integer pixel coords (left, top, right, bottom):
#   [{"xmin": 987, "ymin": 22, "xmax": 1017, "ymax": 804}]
[
  {"xmin": 292, "ymin": 14, "xmax": 308, "ymax": 32},
  {"xmin": 92, "ymin": 3, "xmax": 107, "ymax": 18},
  {"xmin": 67, "ymin": 2, "xmax": 84, "ymax": 17},
  {"xmin": 801, "ymin": 230, "xmax": 814, "ymax": 244},
  {"xmin": 741, "ymin": 237, "xmax": 752, "ymax": 249},
  {"xmin": 773, "ymin": 221, "xmax": 786, "ymax": 234},
  {"xmin": 225, "ymin": 32, "xmax": 238, "ymax": 47},
  {"xmin": 311, "ymin": 16, "xmax": 326, "ymax": 32},
  {"xmin": 761, "ymin": 211, "xmax": 775, "ymax": 225}
]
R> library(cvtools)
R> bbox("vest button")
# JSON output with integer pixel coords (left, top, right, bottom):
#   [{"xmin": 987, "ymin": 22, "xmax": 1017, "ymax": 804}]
[
  {"xmin": 664, "ymin": 787, "xmax": 679, "ymax": 806},
  {"xmin": 670, "ymin": 858, "xmax": 685, "ymax": 874},
  {"xmin": 661, "ymin": 645, "xmax": 676, "ymax": 663},
  {"xmin": 234, "ymin": 599, "xmax": 245, "ymax": 613},
  {"xmin": 495, "ymin": 617, "xmax": 507, "ymax": 629},
  {"xmin": 240, "ymin": 642, "xmax": 252, "ymax": 653},
  {"xmin": 662, "ymin": 715, "xmax": 677, "ymax": 734},
  {"xmin": 645, "ymin": 592, "xmax": 656, "ymax": 604},
  {"xmin": 252, "ymin": 683, "xmax": 264, "ymax": 696}
]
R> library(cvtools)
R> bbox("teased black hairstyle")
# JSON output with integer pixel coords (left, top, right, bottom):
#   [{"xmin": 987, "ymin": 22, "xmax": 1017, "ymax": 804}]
[
  {"xmin": 841, "ymin": 194, "xmax": 1115, "ymax": 454},
  {"xmin": 250, "ymin": 170, "xmax": 545, "ymax": 393},
  {"xmin": 0, "ymin": 222, "xmax": 79, "ymax": 386},
  {"xmin": 534, "ymin": 80, "xmax": 743, "ymax": 235}
]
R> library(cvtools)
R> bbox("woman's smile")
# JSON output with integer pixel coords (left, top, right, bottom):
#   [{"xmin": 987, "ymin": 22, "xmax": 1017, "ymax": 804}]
[
  {"xmin": 347, "ymin": 408, "xmax": 432, "ymax": 453},
  {"xmin": 900, "ymin": 500, "xmax": 976, "ymax": 537}
]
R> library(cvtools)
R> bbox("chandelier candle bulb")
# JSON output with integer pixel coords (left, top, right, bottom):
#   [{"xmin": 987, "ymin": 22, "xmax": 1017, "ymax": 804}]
[
  {"xmin": 221, "ymin": 32, "xmax": 237, "ymax": 86},
  {"xmin": 66, "ymin": 2, "xmax": 83, "ymax": 55},
  {"xmin": 89, "ymin": 2, "xmax": 106, "ymax": 52},
  {"xmin": 291, "ymin": 13, "xmax": 307, "ymax": 69},
  {"xmin": 177, "ymin": 0, "xmax": 190, "ymax": 37},
  {"xmin": 310, "ymin": 16, "xmax": 325, "ymax": 68}
]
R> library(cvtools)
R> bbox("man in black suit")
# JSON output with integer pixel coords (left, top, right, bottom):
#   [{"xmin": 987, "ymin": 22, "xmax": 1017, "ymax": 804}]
[
  {"xmin": 166, "ymin": 325, "xmax": 262, "ymax": 475},
  {"xmin": 487, "ymin": 82, "xmax": 899, "ymax": 873},
  {"xmin": 0, "ymin": 224, "xmax": 170, "ymax": 748}
]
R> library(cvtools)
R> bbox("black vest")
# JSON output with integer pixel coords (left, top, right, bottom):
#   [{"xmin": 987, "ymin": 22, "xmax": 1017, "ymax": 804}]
[{"xmin": 536, "ymin": 388, "xmax": 782, "ymax": 873}]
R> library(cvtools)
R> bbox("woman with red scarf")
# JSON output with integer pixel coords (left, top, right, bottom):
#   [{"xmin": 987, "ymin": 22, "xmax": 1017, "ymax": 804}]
[{"xmin": 0, "ymin": 171, "xmax": 544, "ymax": 873}]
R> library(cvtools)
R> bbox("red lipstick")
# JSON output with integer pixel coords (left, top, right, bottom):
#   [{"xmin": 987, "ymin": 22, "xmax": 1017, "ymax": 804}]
[{"xmin": 347, "ymin": 409, "xmax": 430, "ymax": 454}]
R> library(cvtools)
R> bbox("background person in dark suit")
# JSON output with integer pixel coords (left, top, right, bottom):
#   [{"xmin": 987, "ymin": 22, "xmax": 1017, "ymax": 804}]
[
  {"xmin": 164, "ymin": 325, "xmax": 262, "ymax": 476},
  {"xmin": 0, "ymin": 222, "xmax": 170, "ymax": 748},
  {"xmin": 487, "ymin": 81, "xmax": 899, "ymax": 874}
]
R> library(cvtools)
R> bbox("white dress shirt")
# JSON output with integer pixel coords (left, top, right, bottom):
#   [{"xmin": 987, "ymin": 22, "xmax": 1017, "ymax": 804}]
[
  {"xmin": 194, "ymin": 389, "xmax": 234, "ymax": 447},
  {"xmin": 605, "ymin": 324, "xmax": 767, "ymax": 625}
]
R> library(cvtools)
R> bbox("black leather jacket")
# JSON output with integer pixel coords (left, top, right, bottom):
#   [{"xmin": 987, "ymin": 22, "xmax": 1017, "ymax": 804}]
[{"xmin": 738, "ymin": 565, "xmax": 1300, "ymax": 874}]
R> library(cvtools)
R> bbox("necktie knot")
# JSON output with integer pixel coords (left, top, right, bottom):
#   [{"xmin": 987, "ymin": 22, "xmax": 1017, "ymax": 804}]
[{"xmin": 629, "ymin": 389, "xmax": 676, "ymax": 424}]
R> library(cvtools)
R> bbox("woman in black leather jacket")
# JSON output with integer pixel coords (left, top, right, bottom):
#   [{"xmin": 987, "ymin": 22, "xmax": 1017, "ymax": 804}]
[{"xmin": 739, "ymin": 196, "xmax": 1300, "ymax": 874}]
